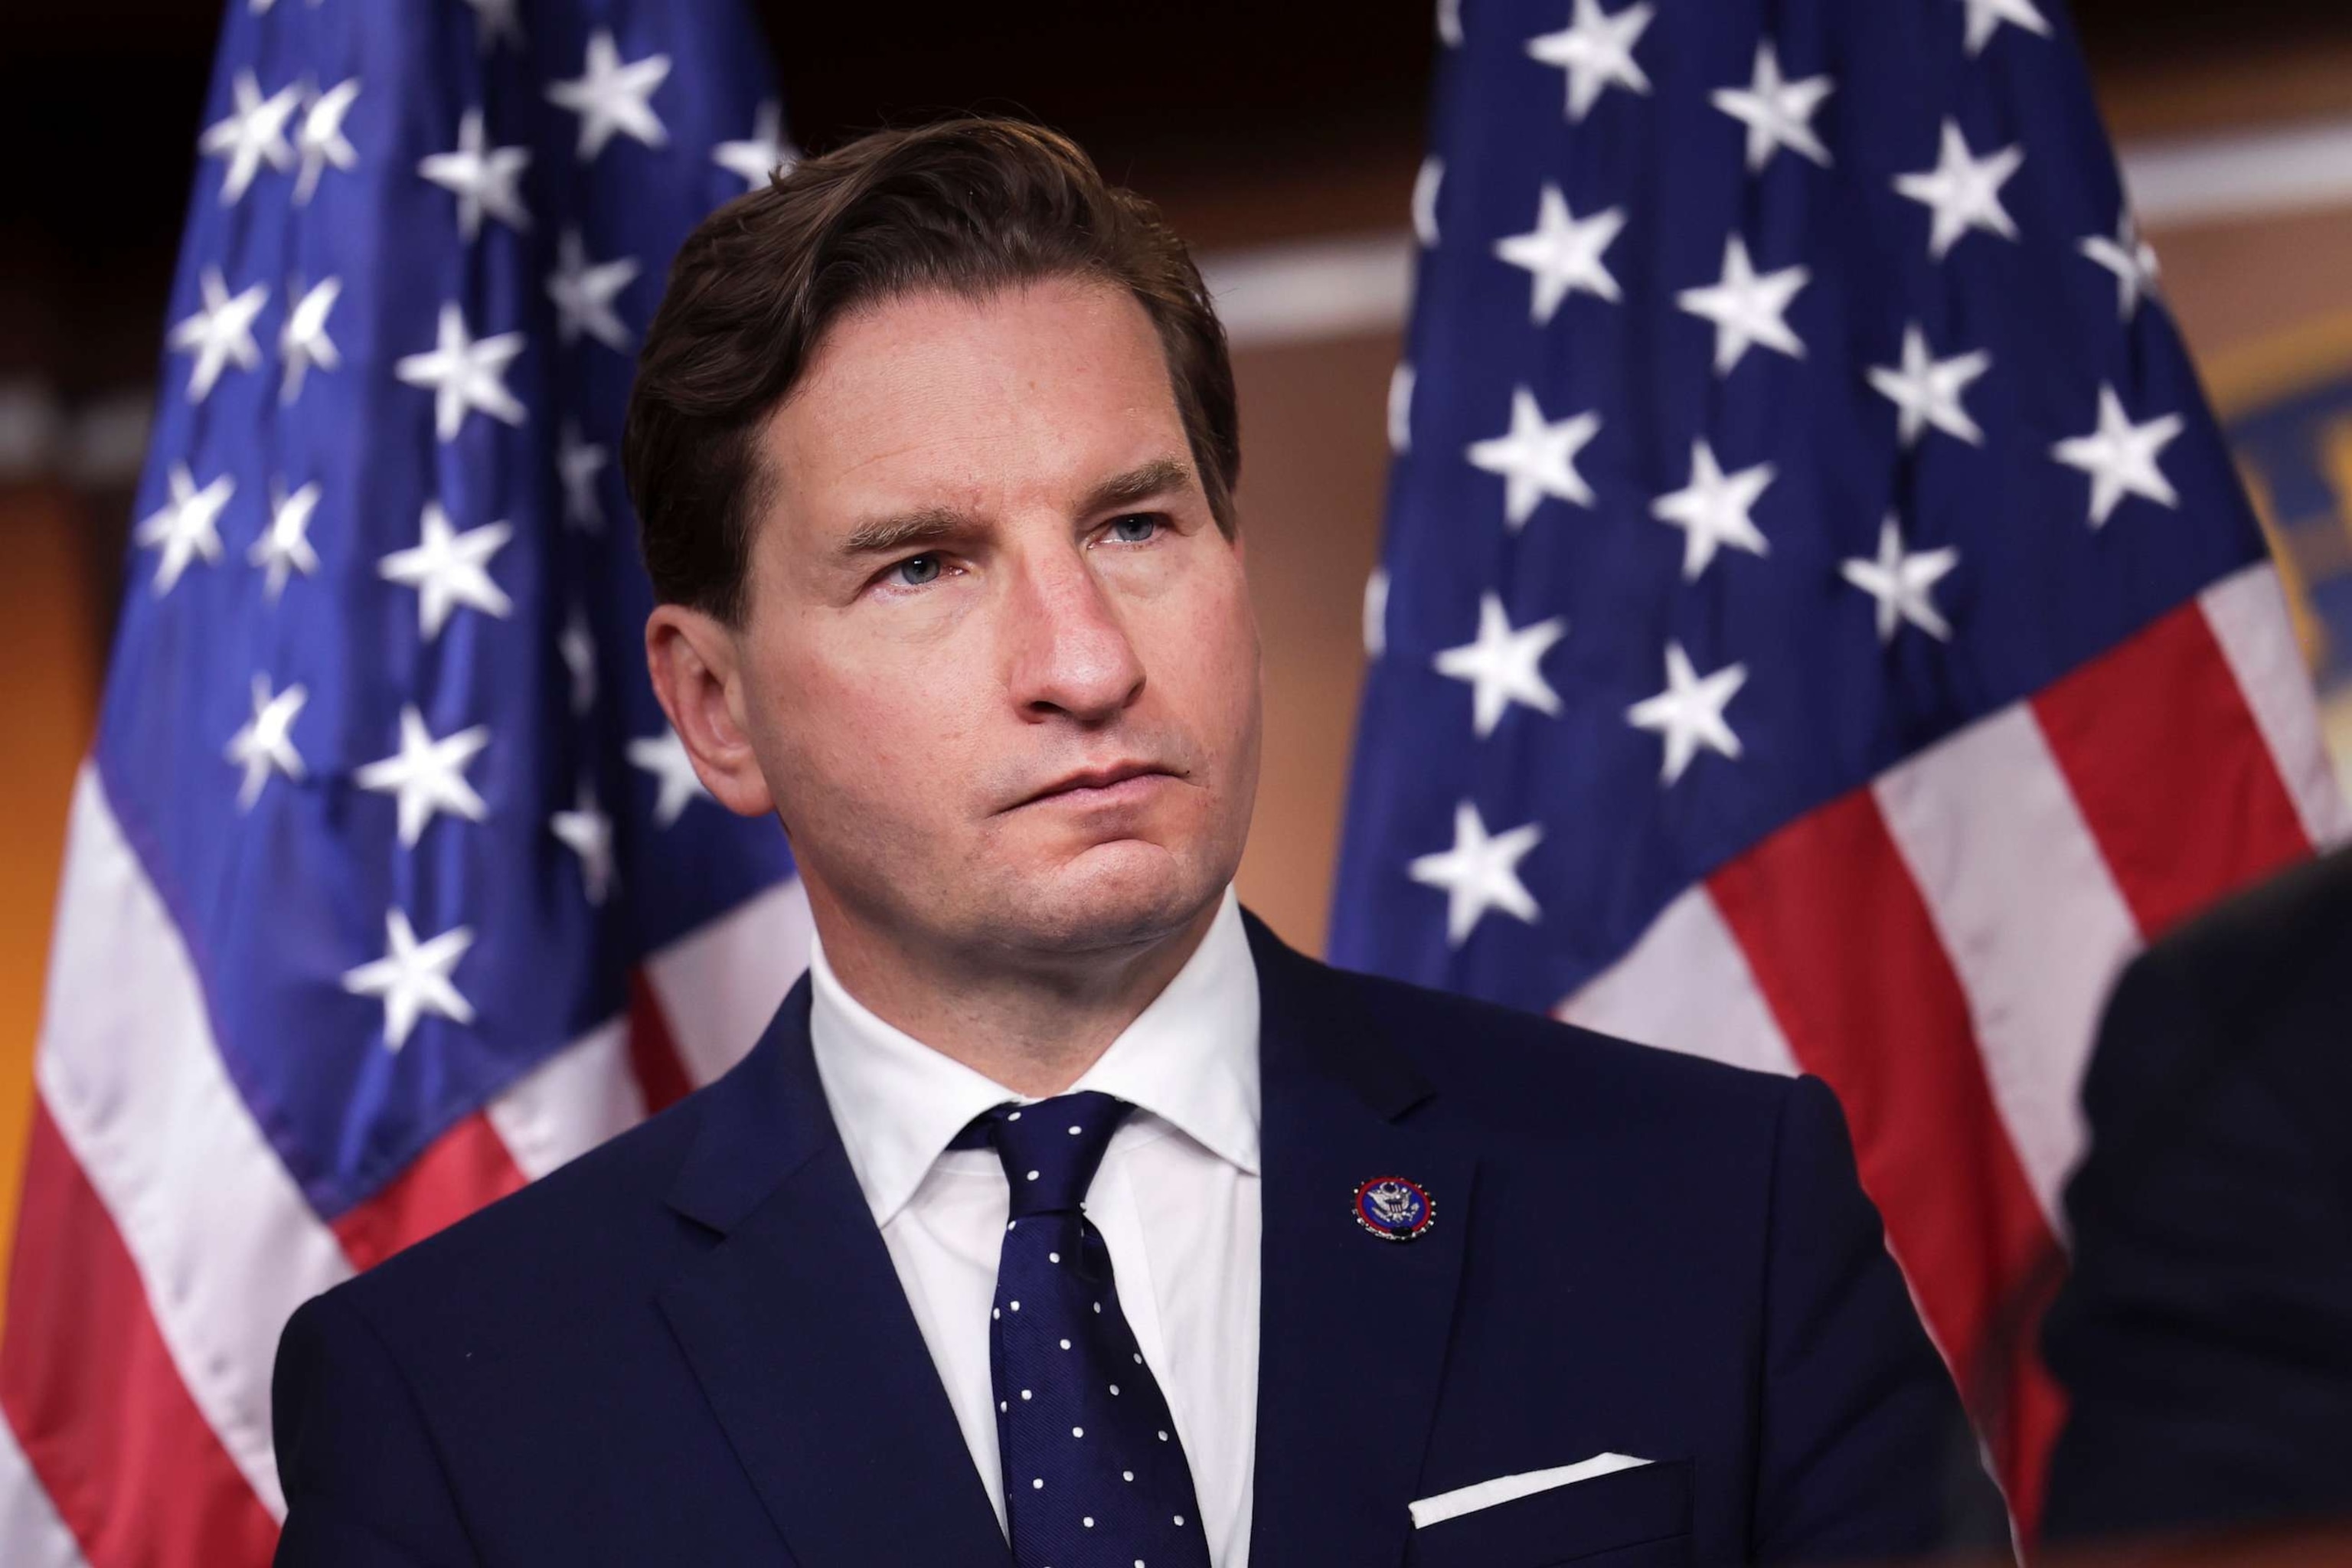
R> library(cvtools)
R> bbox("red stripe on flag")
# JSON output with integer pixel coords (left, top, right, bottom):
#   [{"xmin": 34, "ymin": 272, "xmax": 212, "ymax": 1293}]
[
  {"xmin": 628, "ymin": 967, "xmax": 694, "ymax": 1112},
  {"xmin": 2034, "ymin": 599, "xmax": 2311, "ymax": 940},
  {"xmin": 0, "ymin": 1100, "xmax": 279, "ymax": 1567},
  {"xmin": 330, "ymin": 1111, "xmax": 527, "ymax": 1274},
  {"xmin": 1710, "ymin": 792, "xmax": 2066, "ymax": 1537}
]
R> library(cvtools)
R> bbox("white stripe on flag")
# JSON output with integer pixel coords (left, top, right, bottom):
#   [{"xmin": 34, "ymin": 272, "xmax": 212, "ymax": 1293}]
[
  {"xmin": 0, "ymin": 1412, "xmax": 86, "ymax": 1568},
  {"xmin": 2200, "ymin": 561, "xmax": 2352, "ymax": 851},
  {"xmin": 35, "ymin": 765, "xmax": 352, "ymax": 1520},
  {"xmin": 1873, "ymin": 707, "xmax": 2141, "ymax": 1231},
  {"xmin": 1557, "ymin": 884, "xmax": 1801, "ymax": 1078},
  {"xmin": 484, "ymin": 1017, "xmax": 644, "ymax": 1182},
  {"xmin": 645, "ymin": 877, "xmax": 812, "ymax": 1087}
]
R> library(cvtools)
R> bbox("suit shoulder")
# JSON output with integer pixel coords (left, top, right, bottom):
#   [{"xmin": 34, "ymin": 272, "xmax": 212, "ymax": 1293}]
[
  {"xmin": 318, "ymin": 1068, "xmax": 716, "ymax": 1341},
  {"xmin": 1318, "ymin": 958, "xmax": 1799, "ymax": 1129}
]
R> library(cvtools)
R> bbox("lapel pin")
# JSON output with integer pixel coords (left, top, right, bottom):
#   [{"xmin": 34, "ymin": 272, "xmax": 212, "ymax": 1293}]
[{"xmin": 1352, "ymin": 1175, "xmax": 1435, "ymax": 1243}]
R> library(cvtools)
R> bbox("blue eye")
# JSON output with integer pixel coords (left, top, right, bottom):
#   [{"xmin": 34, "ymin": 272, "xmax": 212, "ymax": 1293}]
[
  {"xmin": 890, "ymin": 554, "xmax": 942, "ymax": 587},
  {"xmin": 1108, "ymin": 514, "xmax": 1161, "ymax": 544}
]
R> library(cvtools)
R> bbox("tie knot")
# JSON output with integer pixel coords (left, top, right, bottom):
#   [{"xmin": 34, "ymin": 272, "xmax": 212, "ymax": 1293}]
[{"xmin": 978, "ymin": 1090, "xmax": 1130, "ymax": 1219}]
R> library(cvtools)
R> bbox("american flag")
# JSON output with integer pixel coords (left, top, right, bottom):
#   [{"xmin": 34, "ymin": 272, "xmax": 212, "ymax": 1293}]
[
  {"xmin": 1332, "ymin": 0, "xmax": 2348, "ymax": 1535},
  {"xmin": 0, "ymin": 3, "xmax": 812, "ymax": 1561}
]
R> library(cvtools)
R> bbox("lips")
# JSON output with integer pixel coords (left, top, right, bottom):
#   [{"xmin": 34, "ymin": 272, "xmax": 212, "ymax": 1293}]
[{"xmin": 1019, "ymin": 760, "xmax": 1171, "ymax": 806}]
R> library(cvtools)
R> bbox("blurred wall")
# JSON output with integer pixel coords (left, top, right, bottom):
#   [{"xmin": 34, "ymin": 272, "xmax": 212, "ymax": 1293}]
[{"xmin": 0, "ymin": 490, "xmax": 100, "ymax": 1328}]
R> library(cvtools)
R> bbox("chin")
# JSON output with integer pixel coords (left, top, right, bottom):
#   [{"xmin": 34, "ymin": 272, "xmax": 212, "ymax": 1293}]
[{"xmin": 998, "ymin": 840, "xmax": 1223, "ymax": 956}]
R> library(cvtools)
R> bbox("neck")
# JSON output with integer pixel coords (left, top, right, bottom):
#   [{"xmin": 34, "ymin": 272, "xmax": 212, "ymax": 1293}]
[{"xmin": 808, "ymin": 889, "xmax": 1226, "ymax": 1098}]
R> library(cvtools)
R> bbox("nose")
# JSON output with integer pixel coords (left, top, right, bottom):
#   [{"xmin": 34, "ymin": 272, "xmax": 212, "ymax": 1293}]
[{"xmin": 1002, "ymin": 542, "xmax": 1146, "ymax": 725}]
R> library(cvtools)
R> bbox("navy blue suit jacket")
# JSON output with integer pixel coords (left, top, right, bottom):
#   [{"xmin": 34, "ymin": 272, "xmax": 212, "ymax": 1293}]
[{"xmin": 273, "ymin": 913, "xmax": 1988, "ymax": 1566}]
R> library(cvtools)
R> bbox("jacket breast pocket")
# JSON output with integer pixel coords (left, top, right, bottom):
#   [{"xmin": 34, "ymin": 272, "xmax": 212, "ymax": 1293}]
[{"xmin": 1406, "ymin": 1458, "xmax": 1694, "ymax": 1568}]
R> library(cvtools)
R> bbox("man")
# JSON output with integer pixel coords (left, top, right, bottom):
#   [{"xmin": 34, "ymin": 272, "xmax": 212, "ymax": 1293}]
[
  {"xmin": 272, "ymin": 117, "xmax": 1994, "ymax": 1566},
  {"xmin": 2043, "ymin": 844, "xmax": 2352, "ymax": 1543}
]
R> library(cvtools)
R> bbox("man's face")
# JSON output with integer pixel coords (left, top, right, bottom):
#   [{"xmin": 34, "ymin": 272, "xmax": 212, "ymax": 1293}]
[{"xmin": 714, "ymin": 276, "xmax": 1261, "ymax": 964}]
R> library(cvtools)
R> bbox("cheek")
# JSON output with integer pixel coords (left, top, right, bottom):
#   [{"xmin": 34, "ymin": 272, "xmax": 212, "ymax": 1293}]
[
  {"xmin": 1158, "ymin": 567, "xmax": 1262, "ymax": 741},
  {"xmin": 769, "ymin": 638, "xmax": 991, "ymax": 813}
]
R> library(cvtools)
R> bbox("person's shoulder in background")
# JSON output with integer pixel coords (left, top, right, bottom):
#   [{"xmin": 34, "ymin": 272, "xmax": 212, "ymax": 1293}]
[
  {"xmin": 2078, "ymin": 844, "xmax": 2352, "ymax": 1142},
  {"xmin": 2044, "ymin": 844, "xmax": 2352, "ymax": 1544}
]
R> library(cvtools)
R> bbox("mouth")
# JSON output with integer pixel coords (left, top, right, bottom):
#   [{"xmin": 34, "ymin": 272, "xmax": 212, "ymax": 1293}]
[{"xmin": 1016, "ymin": 760, "xmax": 1178, "ymax": 808}]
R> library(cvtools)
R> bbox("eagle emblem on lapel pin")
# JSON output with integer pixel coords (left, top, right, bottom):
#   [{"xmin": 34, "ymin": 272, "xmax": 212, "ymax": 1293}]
[{"xmin": 1352, "ymin": 1176, "xmax": 1435, "ymax": 1243}]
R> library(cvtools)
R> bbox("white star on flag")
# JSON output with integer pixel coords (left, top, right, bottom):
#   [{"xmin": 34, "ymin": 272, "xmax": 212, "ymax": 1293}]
[
  {"xmin": 168, "ymin": 267, "xmax": 267, "ymax": 403},
  {"xmin": 198, "ymin": 69, "xmax": 298, "ymax": 204},
  {"xmin": 2079, "ymin": 211, "xmax": 2161, "ymax": 321},
  {"xmin": 1438, "ymin": 0, "xmax": 1464, "ymax": 47},
  {"xmin": 1434, "ymin": 593, "xmax": 1569, "ymax": 739},
  {"xmin": 712, "ymin": 100, "xmax": 797, "ymax": 191},
  {"xmin": 1676, "ymin": 236, "xmax": 1809, "ymax": 375},
  {"xmin": 462, "ymin": 0, "xmax": 524, "ymax": 54},
  {"xmin": 1867, "ymin": 325, "xmax": 1991, "ymax": 449},
  {"xmin": 1841, "ymin": 517, "xmax": 1961, "ymax": 643},
  {"xmin": 547, "ymin": 29, "xmax": 672, "ymax": 160},
  {"xmin": 2051, "ymin": 384, "xmax": 2184, "ymax": 528},
  {"xmin": 1710, "ymin": 41, "xmax": 1833, "ymax": 172},
  {"xmin": 559, "ymin": 606, "xmax": 598, "ymax": 714},
  {"xmin": 629, "ymin": 727, "xmax": 710, "ymax": 828},
  {"xmin": 342, "ymin": 909, "xmax": 476, "ymax": 1052},
  {"xmin": 557, "ymin": 423, "xmax": 609, "ymax": 530},
  {"xmin": 1363, "ymin": 567, "xmax": 1390, "ymax": 661},
  {"xmin": 136, "ymin": 463, "xmax": 234, "ymax": 596},
  {"xmin": 225, "ymin": 673, "xmax": 309, "ymax": 810},
  {"xmin": 1627, "ymin": 642, "xmax": 1748, "ymax": 786},
  {"xmin": 417, "ymin": 109, "xmax": 532, "ymax": 240},
  {"xmin": 1410, "ymin": 801, "xmax": 1544, "ymax": 947},
  {"xmin": 250, "ymin": 479, "xmax": 322, "ymax": 599},
  {"xmin": 1412, "ymin": 156, "xmax": 1444, "ymax": 247},
  {"xmin": 355, "ymin": 705, "xmax": 492, "ymax": 847},
  {"xmin": 547, "ymin": 230, "xmax": 639, "ymax": 351},
  {"xmin": 550, "ymin": 782, "xmax": 618, "ymax": 906},
  {"xmin": 279, "ymin": 276, "xmax": 343, "ymax": 403},
  {"xmin": 1524, "ymin": 0, "xmax": 1655, "ymax": 122},
  {"xmin": 396, "ymin": 303, "xmax": 528, "ymax": 442},
  {"xmin": 1465, "ymin": 386, "xmax": 1602, "ymax": 529},
  {"xmin": 1962, "ymin": 0, "xmax": 2050, "ymax": 56},
  {"xmin": 1894, "ymin": 119, "xmax": 2024, "ymax": 261},
  {"xmin": 1492, "ymin": 184, "xmax": 1625, "ymax": 324},
  {"xmin": 379, "ymin": 501, "xmax": 515, "ymax": 639},
  {"xmin": 293, "ymin": 77, "xmax": 361, "ymax": 204},
  {"xmin": 1387, "ymin": 363, "xmax": 1415, "ymax": 455},
  {"xmin": 1650, "ymin": 439, "xmax": 1774, "ymax": 581}
]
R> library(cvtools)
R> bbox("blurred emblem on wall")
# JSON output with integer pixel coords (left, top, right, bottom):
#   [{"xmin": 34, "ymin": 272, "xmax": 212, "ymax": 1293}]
[{"xmin": 2221, "ymin": 318, "xmax": 2352, "ymax": 786}]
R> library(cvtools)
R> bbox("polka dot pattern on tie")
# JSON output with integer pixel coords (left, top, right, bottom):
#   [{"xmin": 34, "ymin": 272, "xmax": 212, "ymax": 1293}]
[{"xmin": 972, "ymin": 1089, "xmax": 1210, "ymax": 1568}]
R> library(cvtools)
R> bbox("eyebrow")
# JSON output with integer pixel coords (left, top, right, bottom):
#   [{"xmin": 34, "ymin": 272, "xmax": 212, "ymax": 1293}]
[
  {"xmin": 836, "ymin": 456, "xmax": 1196, "ymax": 560},
  {"xmin": 1079, "ymin": 456, "xmax": 1193, "ymax": 519},
  {"xmin": 838, "ymin": 505, "xmax": 967, "ymax": 560}
]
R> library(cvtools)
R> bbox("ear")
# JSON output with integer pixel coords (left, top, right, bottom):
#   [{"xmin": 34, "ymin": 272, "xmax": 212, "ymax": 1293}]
[{"xmin": 644, "ymin": 603, "xmax": 777, "ymax": 818}]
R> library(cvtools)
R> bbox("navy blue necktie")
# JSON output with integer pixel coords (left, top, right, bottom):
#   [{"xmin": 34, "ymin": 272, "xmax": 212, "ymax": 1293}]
[{"xmin": 970, "ymin": 1091, "xmax": 1212, "ymax": 1568}]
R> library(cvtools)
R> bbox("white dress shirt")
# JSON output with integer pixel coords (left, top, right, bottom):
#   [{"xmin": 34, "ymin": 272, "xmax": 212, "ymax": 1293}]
[{"xmin": 807, "ymin": 888, "xmax": 1263, "ymax": 1566}]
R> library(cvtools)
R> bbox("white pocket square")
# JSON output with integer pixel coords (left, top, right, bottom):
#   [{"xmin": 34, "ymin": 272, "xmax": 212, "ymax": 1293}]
[{"xmin": 1408, "ymin": 1452, "xmax": 1654, "ymax": 1528}]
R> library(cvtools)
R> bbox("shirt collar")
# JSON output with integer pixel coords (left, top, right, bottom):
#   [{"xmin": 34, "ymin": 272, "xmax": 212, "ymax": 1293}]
[{"xmin": 808, "ymin": 888, "xmax": 1262, "ymax": 1229}]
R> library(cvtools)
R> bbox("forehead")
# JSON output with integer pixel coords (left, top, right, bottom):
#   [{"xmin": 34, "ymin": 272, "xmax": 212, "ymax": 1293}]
[{"xmin": 758, "ymin": 276, "xmax": 1187, "ymax": 526}]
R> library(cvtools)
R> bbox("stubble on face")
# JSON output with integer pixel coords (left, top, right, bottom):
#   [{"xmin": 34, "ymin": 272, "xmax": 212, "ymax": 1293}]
[{"xmin": 730, "ymin": 276, "xmax": 1262, "ymax": 982}]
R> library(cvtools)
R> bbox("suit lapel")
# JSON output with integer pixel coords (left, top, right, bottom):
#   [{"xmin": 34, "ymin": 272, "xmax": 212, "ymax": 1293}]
[
  {"xmin": 1244, "ymin": 916, "xmax": 1477, "ymax": 1568},
  {"xmin": 656, "ymin": 980, "xmax": 1009, "ymax": 1567}
]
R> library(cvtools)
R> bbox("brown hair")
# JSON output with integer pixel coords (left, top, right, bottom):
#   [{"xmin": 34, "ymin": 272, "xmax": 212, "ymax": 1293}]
[{"xmin": 622, "ymin": 116, "xmax": 1241, "ymax": 626}]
